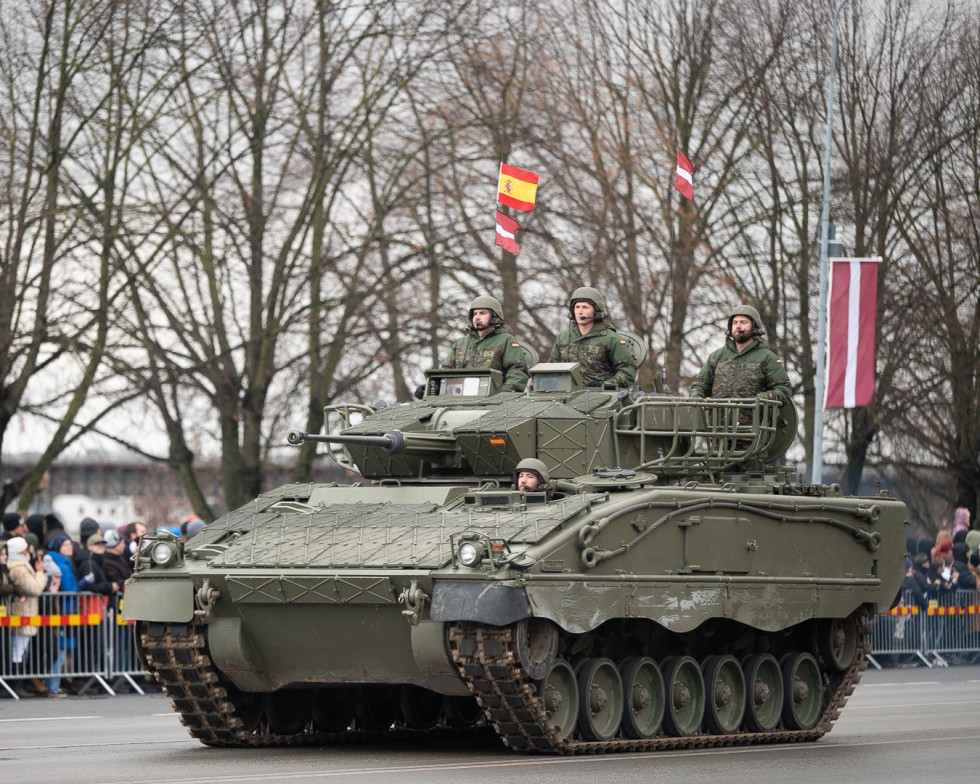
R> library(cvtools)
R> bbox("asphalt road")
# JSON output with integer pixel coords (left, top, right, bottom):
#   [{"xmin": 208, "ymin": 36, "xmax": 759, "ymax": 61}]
[{"xmin": 2, "ymin": 665, "xmax": 979, "ymax": 784}]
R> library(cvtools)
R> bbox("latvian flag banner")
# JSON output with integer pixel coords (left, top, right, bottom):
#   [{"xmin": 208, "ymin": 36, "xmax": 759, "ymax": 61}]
[
  {"xmin": 825, "ymin": 258, "xmax": 881, "ymax": 409},
  {"xmin": 495, "ymin": 210, "xmax": 521, "ymax": 254},
  {"xmin": 675, "ymin": 152, "xmax": 694, "ymax": 200}
]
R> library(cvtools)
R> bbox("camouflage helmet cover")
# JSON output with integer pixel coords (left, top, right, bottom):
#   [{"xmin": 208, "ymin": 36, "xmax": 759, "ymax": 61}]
[
  {"xmin": 515, "ymin": 457, "xmax": 550, "ymax": 485},
  {"xmin": 468, "ymin": 295, "xmax": 504, "ymax": 322},
  {"xmin": 727, "ymin": 304, "xmax": 764, "ymax": 336},
  {"xmin": 567, "ymin": 286, "xmax": 605, "ymax": 317}
]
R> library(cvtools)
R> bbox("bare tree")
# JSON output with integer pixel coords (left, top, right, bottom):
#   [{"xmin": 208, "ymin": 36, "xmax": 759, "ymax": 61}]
[
  {"xmin": 532, "ymin": 0, "xmax": 791, "ymax": 389},
  {"xmin": 0, "ymin": 1, "xmax": 164, "ymax": 510},
  {"xmin": 824, "ymin": 0, "xmax": 968, "ymax": 493},
  {"xmin": 883, "ymin": 13, "xmax": 980, "ymax": 521}
]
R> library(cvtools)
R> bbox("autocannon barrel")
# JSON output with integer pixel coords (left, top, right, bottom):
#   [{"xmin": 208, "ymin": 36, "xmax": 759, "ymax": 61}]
[{"xmin": 287, "ymin": 429, "xmax": 457, "ymax": 455}]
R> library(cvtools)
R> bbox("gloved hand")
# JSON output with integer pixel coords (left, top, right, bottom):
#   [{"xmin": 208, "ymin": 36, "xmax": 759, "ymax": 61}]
[
  {"xmin": 757, "ymin": 391, "xmax": 783, "ymax": 406},
  {"xmin": 80, "ymin": 572, "xmax": 95, "ymax": 585},
  {"xmin": 689, "ymin": 392, "xmax": 704, "ymax": 399},
  {"xmin": 413, "ymin": 384, "xmax": 425, "ymax": 400}
]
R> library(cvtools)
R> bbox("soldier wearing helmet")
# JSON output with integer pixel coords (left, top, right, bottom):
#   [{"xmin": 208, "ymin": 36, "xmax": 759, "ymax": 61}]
[
  {"xmin": 513, "ymin": 458, "xmax": 565, "ymax": 501},
  {"xmin": 441, "ymin": 295, "xmax": 529, "ymax": 392},
  {"xmin": 548, "ymin": 286, "xmax": 636, "ymax": 388},
  {"xmin": 690, "ymin": 304, "xmax": 790, "ymax": 404}
]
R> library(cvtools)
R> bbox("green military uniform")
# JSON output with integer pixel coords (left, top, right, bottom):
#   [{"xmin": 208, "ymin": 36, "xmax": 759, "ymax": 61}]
[
  {"xmin": 549, "ymin": 319, "xmax": 637, "ymax": 387},
  {"xmin": 690, "ymin": 335, "xmax": 790, "ymax": 403},
  {"xmin": 442, "ymin": 324, "xmax": 529, "ymax": 392}
]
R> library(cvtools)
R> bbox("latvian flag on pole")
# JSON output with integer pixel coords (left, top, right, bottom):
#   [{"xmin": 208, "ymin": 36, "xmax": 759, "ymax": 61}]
[
  {"xmin": 675, "ymin": 152, "xmax": 694, "ymax": 200},
  {"xmin": 495, "ymin": 210, "xmax": 521, "ymax": 255},
  {"xmin": 824, "ymin": 258, "xmax": 881, "ymax": 409}
]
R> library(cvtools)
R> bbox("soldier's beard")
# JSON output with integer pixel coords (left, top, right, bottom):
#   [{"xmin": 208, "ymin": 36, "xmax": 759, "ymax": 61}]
[{"xmin": 733, "ymin": 329, "xmax": 752, "ymax": 344}]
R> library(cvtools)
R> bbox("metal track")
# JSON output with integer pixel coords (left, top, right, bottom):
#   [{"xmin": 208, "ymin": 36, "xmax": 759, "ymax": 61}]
[
  {"xmin": 137, "ymin": 621, "xmax": 484, "ymax": 747},
  {"xmin": 138, "ymin": 613, "xmax": 868, "ymax": 752},
  {"xmin": 447, "ymin": 612, "xmax": 870, "ymax": 754}
]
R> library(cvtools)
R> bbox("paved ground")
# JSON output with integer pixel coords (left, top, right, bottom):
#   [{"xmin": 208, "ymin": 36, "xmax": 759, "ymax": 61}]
[{"xmin": 2, "ymin": 665, "xmax": 979, "ymax": 784}]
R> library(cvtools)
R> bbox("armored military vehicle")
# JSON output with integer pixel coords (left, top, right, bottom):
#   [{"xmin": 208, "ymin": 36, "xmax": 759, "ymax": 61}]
[{"xmin": 124, "ymin": 359, "xmax": 906, "ymax": 753}]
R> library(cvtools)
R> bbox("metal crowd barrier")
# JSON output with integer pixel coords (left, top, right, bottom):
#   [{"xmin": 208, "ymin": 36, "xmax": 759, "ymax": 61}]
[
  {"xmin": 868, "ymin": 589, "xmax": 980, "ymax": 669},
  {"xmin": 0, "ymin": 591, "xmax": 149, "ymax": 700}
]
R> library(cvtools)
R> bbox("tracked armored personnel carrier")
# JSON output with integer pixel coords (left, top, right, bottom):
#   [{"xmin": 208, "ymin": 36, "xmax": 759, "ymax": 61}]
[{"xmin": 124, "ymin": 359, "xmax": 906, "ymax": 753}]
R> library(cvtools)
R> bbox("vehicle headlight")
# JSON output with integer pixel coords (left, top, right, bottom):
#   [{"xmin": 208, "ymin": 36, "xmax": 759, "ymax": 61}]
[
  {"xmin": 150, "ymin": 541, "xmax": 177, "ymax": 566},
  {"xmin": 457, "ymin": 541, "xmax": 485, "ymax": 567}
]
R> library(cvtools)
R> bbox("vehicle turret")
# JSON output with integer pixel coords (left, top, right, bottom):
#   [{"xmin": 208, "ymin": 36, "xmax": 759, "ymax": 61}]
[{"xmin": 292, "ymin": 362, "xmax": 797, "ymax": 483}]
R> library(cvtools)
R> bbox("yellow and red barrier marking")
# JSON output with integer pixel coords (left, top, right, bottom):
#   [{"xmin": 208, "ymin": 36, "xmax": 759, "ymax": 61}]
[
  {"xmin": 886, "ymin": 605, "xmax": 980, "ymax": 616},
  {"xmin": 0, "ymin": 613, "xmax": 103, "ymax": 628},
  {"xmin": 927, "ymin": 605, "xmax": 980, "ymax": 616}
]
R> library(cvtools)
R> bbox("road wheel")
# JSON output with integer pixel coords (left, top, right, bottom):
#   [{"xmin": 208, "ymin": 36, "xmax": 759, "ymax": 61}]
[
  {"xmin": 781, "ymin": 652, "xmax": 823, "ymax": 730},
  {"xmin": 702, "ymin": 654, "xmax": 746, "ymax": 734},
  {"xmin": 619, "ymin": 657, "xmax": 665, "ymax": 739},
  {"xmin": 742, "ymin": 653, "xmax": 783, "ymax": 732},
  {"xmin": 576, "ymin": 657, "xmax": 623, "ymax": 741},
  {"xmin": 661, "ymin": 655, "xmax": 705, "ymax": 737},
  {"xmin": 538, "ymin": 659, "xmax": 579, "ymax": 739}
]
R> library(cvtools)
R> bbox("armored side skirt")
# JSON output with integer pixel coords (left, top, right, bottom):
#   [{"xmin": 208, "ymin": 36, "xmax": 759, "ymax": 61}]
[{"xmin": 124, "ymin": 575, "xmax": 469, "ymax": 695}]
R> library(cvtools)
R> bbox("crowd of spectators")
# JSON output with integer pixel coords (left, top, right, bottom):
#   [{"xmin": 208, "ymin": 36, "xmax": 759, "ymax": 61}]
[
  {"xmin": 1, "ymin": 511, "xmax": 205, "ymax": 698},
  {"xmin": 902, "ymin": 507, "xmax": 980, "ymax": 609}
]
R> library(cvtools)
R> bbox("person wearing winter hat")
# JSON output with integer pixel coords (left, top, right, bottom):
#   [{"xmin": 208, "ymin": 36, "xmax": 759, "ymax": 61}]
[
  {"xmin": 2, "ymin": 512, "xmax": 26, "ymax": 541},
  {"xmin": 966, "ymin": 529, "xmax": 980, "ymax": 557},
  {"xmin": 79, "ymin": 517, "xmax": 100, "ymax": 543},
  {"xmin": 181, "ymin": 515, "xmax": 205, "ymax": 541},
  {"xmin": 99, "ymin": 528, "xmax": 132, "ymax": 588},
  {"xmin": 77, "ymin": 534, "xmax": 113, "ymax": 594},
  {"xmin": 5, "ymin": 537, "xmax": 49, "ymax": 697}
]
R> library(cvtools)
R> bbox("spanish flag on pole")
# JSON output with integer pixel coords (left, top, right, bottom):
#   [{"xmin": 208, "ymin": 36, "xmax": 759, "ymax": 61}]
[{"xmin": 497, "ymin": 162, "xmax": 539, "ymax": 211}]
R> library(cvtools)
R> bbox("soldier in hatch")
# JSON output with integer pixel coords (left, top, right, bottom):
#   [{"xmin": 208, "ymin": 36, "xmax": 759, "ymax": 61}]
[
  {"xmin": 689, "ymin": 304, "xmax": 791, "ymax": 404},
  {"xmin": 549, "ymin": 287, "xmax": 636, "ymax": 388},
  {"xmin": 513, "ymin": 458, "xmax": 564, "ymax": 501},
  {"xmin": 441, "ymin": 295, "xmax": 529, "ymax": 393}
]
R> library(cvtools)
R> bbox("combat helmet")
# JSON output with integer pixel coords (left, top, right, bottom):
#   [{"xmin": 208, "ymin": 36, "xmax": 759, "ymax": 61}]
[
  {"xmin": 568, "ymin": 286, "xmax": 606, "ymax": 319},
  {"xmin": 514, "ymin": 457, "xmax": 550, "ymax": 486},
  {"xmin": 727, "ymin": 304, "xmax": 764, "ymax": 337},
  {"xmin": 468, "ymin": 295, "xmax": 504, "ymax": 324}
]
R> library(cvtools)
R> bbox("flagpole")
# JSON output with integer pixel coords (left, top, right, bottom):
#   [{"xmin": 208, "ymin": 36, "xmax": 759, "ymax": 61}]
[{"xmin": 810, "ymin": 0, "xmax": 850, "ymax": 486}]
